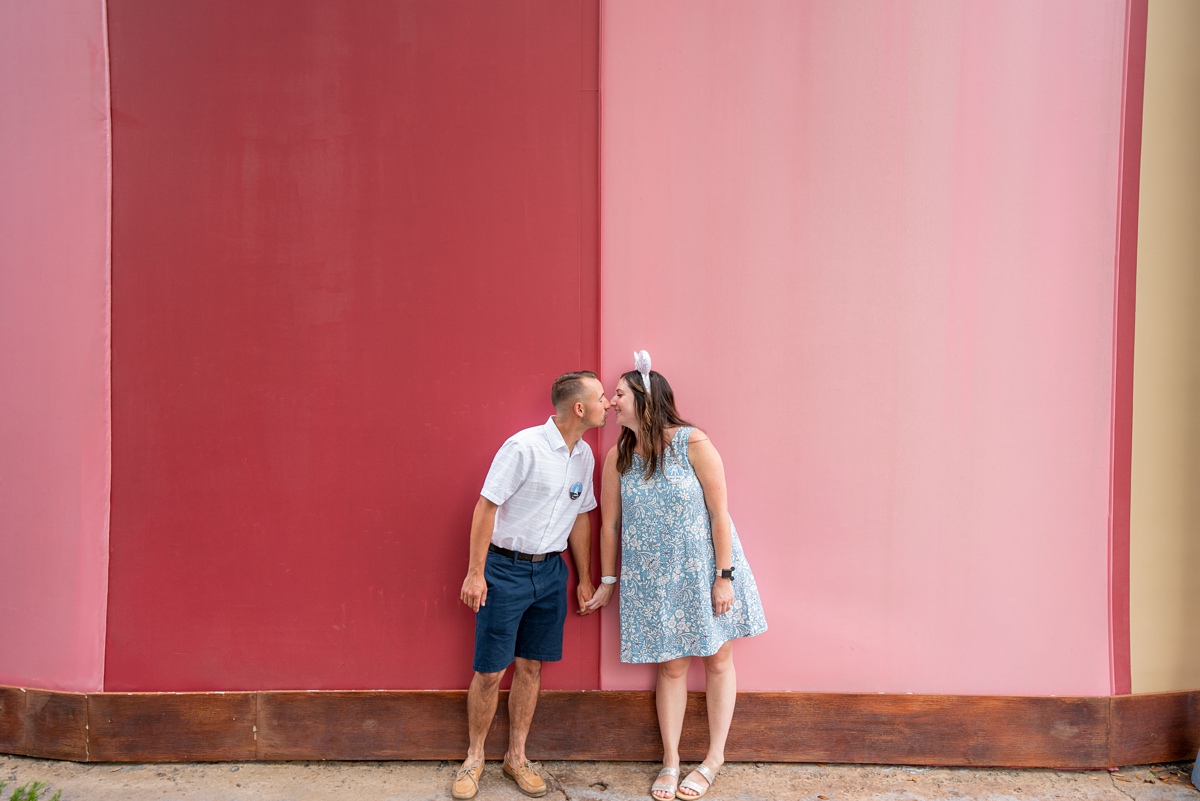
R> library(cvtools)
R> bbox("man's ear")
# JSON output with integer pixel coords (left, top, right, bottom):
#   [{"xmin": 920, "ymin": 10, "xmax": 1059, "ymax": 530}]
[{"xmin": 574, "ymin": 400, "xmax": 585, "ymax": 418}]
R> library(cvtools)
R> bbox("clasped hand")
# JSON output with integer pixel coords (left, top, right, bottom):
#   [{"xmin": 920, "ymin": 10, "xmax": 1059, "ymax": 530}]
[{"xmin": 582, "ymin": 582, "xmax": 614, "ymax": 613}]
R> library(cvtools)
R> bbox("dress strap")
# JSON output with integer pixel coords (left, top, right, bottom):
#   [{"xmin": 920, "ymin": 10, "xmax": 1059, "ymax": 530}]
[{"xmin": 673, "ymin": 426, "xmax": 694, "ymax": 462}]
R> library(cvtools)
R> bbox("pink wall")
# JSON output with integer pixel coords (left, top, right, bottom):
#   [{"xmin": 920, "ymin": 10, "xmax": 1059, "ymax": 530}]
[
  {"xmin": 0, "ymin": 0, "xmax": 1144, "ymax": 699},
  {"xmin": 0, "ymin": 0, "xmax": 111, "ymax": 692},
  {"xmin": 103, "ymin": 0, "xmax": 599, "ymax": 691},
  {"xmin": 600, "ymin": 0, "xmax": 1135, "ymax": 695}
]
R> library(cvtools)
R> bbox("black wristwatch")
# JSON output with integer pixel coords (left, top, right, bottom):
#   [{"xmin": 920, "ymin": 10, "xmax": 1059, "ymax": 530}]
[{"xmin": 715, "ymin": 567, "xmax": 735, "ymax": 581}]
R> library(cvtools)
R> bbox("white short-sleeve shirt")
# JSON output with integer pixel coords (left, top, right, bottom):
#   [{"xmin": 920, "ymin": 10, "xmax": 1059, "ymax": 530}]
[{"xmin": 481, "ymin": 417, "xmax": 597, "ymax": 554}]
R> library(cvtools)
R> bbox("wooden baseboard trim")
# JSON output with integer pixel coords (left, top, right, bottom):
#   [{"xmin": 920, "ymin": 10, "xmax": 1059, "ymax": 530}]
[{"xmin": 2, "ymin": 686, "xmax": 1197, "ymax": 767}]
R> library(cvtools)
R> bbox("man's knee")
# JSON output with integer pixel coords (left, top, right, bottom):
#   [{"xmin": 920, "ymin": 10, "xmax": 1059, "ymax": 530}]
[
  {"xmin": 513, "ymin": 657, "xmax": 542, "ymax": 680},
  {"xmin": 472, "ymin": 669, "xmax": 505, "ymax": 692}
]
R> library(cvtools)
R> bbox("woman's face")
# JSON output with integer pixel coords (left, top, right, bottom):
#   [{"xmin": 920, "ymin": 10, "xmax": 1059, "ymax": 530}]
[{"xmin": 611, "ymin": 378, "xmax": 638, "ymax": 431}]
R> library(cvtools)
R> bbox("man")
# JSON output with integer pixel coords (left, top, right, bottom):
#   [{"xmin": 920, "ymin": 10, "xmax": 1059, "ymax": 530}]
[{"xmin": 453, "ymin": 371, "xmax": 608, "ymax": 799}]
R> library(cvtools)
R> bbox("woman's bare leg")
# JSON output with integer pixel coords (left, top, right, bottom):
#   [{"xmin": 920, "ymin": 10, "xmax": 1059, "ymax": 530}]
[
  {"xmin": 679, "ymin": 642, "xmax": 735, "ymax": 798},
  {"xmin": 654, "ymin": 657, "xmax": 691, "ymax": 799}
]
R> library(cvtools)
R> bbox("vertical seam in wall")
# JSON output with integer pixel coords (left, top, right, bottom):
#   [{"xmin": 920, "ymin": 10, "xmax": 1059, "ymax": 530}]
[
  {"xmin": 1108, "ymin": 0, "xmax": 1149, "ymax": 697},
  {"xmin": 99, "ymin": 0, "xmax": 114, "ymax": 694},
  {"xmin": 595, "ymin": 0, "xmax": 603, "ymax": 395},
  {"xmin": 592, "ymin": 0, "xmax": 605, "ymax": 692},
  {"xmin": 19, "ymin": 688, "xmax": 28, "ymax": 758},
  {"xmin": 578, "ymin": 0, "xmax": 590, "ymax": 373},
  {"xmin": 581, "ymin": 0, "xmax": 601, "ymax": 383},
  {"xmin": 592, "ymin": 0, "xmax": 603, "ymax": 405},
  {"xmin": 253, "ymin": 691, "xmax": 260, "ymax": 759},
  {"xmin": 1105, "ymin": 694, "xmax": 1113, "ymax": 768},
  {"xmin": 581, "ymin": 0, "xmax": 602, "ymax": 692},
  {"xmin": 84, "ymin": 692, "xmax": 91, "ymax": 761}
]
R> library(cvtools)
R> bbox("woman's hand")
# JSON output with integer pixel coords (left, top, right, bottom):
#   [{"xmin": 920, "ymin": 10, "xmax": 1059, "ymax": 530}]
[
  {"xmin": 712, "ymin": 577, "xmax": 733, "ymax": 616},
  {"xmin": 583, "ymin": 582, "xmax": 615, "ymax": 613}
]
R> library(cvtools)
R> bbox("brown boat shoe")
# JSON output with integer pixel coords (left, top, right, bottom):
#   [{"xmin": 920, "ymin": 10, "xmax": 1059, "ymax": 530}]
[
  {"xmin": 502, "ymin": 758, "xmax": 548, "ymax": 797},
  {"xmin": 451, "ymin": 761, "xmax": 483, "ymax": 800}
]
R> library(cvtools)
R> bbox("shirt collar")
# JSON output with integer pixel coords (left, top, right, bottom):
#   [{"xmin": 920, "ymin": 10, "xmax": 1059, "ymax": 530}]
[{"xmin": 543, "ymin": 416, "xmax": 580, "ymax": 455}]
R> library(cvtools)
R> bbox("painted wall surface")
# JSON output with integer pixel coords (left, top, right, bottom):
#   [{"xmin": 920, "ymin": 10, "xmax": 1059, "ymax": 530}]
[
  {"xmin": 0, "ymin": 0, "xmax": 111, "ymax": 692},
  {"xmin": 1130, "ymin": 0, "xmax": 1200, "ymax": 693},
  {"xmin": 1, "ymin": 0, "xmax": 1151, "ymax": 698},
  {"xmin": 600, "ymin": 0, "xmax": 1133, "ymax": 694},
  {"xmin": 105, "ymin": 0, "xmax": 599, "ymax": 691}
]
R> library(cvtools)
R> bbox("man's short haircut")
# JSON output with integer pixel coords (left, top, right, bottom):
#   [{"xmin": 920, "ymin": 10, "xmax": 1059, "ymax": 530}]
[{"xmin": 552, "ymin": 371, "xmax": 598, "ymax": 411}]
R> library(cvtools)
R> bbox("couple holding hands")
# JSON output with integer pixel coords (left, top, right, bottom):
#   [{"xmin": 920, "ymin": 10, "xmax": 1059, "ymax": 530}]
[{"xmin": 456, "ymin": 352, "xmax": 768, "ymax": 801}]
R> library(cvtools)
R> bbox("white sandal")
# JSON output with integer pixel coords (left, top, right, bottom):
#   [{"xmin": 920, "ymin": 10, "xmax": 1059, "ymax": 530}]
[
  {"xmin": 676, "ymin": 763, "xmax": 717, "ymax": 800},
  {"xmin": 651, "ymin": 766, "xmax": 679, "ymax": 800}
]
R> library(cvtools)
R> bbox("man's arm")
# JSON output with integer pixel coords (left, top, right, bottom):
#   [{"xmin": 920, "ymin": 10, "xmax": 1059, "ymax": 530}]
[
  {"xmin": 567, "ymin": 511, "xmax": 596, "ymax": 614},
  {"xmin": 460, "ymin": 496, "xmax": 499, "ymax": 612},
  {"xmin": 583, "ymin": 446, "xmax": 620, "ymax": 612}
]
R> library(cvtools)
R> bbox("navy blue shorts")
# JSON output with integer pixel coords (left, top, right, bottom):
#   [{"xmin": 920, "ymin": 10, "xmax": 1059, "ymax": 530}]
[{"xmin": 473, "ymin": 549, "xmax": 568, "ymax": 674}]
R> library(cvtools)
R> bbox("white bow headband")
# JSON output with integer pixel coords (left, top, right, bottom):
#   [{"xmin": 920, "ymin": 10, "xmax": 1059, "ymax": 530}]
[{"xmin": 633, "ymin": 350, "xmax": 652, "ymax": 397}]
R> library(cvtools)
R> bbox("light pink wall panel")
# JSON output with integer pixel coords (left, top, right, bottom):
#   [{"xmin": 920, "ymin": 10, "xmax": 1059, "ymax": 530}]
[
  {"xmin": 601, "ymin": 0, "xmax": 1132, "ymax": 694},
  {"xmin": 0, "ymin": 0, "xmax": 110, "ymax": 691}
]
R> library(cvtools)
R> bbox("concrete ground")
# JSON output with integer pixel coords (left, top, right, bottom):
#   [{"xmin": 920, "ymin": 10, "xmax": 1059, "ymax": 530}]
[{"xmin": 1, "ymin": 757, "xmax": 1197, "ymax": 801}]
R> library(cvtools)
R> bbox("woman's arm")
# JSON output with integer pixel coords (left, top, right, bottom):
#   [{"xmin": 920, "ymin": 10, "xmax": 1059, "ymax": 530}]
[
  {"xmin": 567, "ymin": 511, "xmax": 595, "ymax": 614},
  {"xmin": 583, "ymin": 446, "xmax": 622, "ymax": 612},
  {"xmin": 689, "ymin": 429, "xmax": 734, "ymax": 616}
]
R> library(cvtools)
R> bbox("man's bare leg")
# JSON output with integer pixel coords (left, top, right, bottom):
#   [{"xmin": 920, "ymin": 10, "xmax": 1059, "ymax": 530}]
[
  {"xmin": 505, "ymin": 657, "xmax": 541, "ymax": 764},
  {"xmin": 463, "ymin": 669, "xmax": 504, "ymax": 767}
]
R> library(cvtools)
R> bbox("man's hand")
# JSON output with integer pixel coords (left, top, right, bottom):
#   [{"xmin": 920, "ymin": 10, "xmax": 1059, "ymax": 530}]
[
  {"xmin": 575, "ymin": 578, "xmax": 596, "ymax": 615},
  {"xmin": 462, "ymin": 497, "xmax": 498, "ymax": 613},
  {"xmin": 461, "ymin": 571, "xmax": 487, "ymax": 612},
  {"xmin": 582, "ymin": 582, "xmax": 614, "ymax": 613}
]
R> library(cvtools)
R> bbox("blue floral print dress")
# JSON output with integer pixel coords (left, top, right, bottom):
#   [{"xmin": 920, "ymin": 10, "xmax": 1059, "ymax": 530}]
[{"xmin": 618, "ymin": 427, "xmax": 767, "ymax": 663}]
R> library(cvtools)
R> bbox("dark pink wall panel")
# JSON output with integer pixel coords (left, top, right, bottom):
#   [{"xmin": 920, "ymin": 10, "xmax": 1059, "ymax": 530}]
[{"xmin": 106, "ymin": 1, "xmax": 599, "ymax": 690}]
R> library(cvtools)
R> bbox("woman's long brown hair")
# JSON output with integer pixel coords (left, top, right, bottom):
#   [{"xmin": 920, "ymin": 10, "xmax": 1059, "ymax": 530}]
[{"xmin": 616, "ymin": 370, "xmax": 694, "ymax": 480}]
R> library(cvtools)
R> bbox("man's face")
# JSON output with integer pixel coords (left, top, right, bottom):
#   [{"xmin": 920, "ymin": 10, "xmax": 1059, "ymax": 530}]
[{"xmin": 579, "ymin": 378, "xmax": 609, "ymax": 429}]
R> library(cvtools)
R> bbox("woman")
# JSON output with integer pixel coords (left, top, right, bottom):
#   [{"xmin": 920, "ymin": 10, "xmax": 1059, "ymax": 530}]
[{"xmin": 585, "ymin": 351, "xmax": 767, "ymax": 800}]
